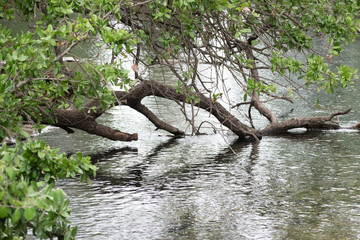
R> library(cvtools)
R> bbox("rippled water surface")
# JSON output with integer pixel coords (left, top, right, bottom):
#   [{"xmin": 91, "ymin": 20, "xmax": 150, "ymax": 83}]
[
  {"xmin": 37, "ymin": 40, "xmax": 360, "ymax": 240},
  {"xmin": 40, "ymin": 113, "xmax": 360, "ymax": 239}
]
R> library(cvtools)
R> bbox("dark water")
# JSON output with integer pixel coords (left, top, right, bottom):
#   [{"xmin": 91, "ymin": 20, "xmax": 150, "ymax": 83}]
[{"xmin": 36, "ymin": 37, "xmax": 360, "ymax": 239}]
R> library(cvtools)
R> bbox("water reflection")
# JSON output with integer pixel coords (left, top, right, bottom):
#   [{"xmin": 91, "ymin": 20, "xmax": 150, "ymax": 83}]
[
  {"xmin": 90, "ymin": 138, "xmax": 179, "ymax": 188},
  {"xmin": 47, "ymin": 128, "xmax": 358, "ymax": 239},
  {"xmin": 46, "ymin": 39, "xmax": 360, "ymax": 239}
]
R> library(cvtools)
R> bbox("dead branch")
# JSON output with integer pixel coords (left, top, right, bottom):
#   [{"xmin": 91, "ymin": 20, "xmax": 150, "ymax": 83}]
[{"xmin": 259, "ymin": 108, "xmax": 352, "ymax": 135}]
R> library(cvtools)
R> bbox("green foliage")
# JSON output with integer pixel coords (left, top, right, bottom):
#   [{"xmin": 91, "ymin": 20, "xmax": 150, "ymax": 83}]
[
  {"xmin": 212, "ymin": 93, "xmax": 223, "ymax": 102},
  {"xmin": 270, "ymin": 51, "xmax": 304, "ymax": 76},
  {"xmin": 0, "ymin": 1, "xmax": 135, "ymax": 238},
  {"xmin": 185, "ymin": 85, "xmax": 200, "ymax": 104},
  {"xmin": 246, "ymin": 78, "xmax": 277, "ymax": 96},
  {"xmin": 0, "ymin": 140, "xmax": 96, "ymax": 239},
  {"xmin": 337, "ymin": 65, "xmax": 358, "ymax": 88},
  {"xmin": 175, "ymin": 80, "xmax": 184, "ymax": 94},
  {"xmin": 0, "ymin": 0, "xmax": 136, "ymax": 140},
  {"xmin": 174, "ymin": 80, "xmax": 200, "ymax": 103},
  {"xmin": 304, "ymin": 55, "xmax": 358, "ymax": 93},
  {"xmin": 134, "ymin": 0, "xmax": 359, "ymax": 102}
]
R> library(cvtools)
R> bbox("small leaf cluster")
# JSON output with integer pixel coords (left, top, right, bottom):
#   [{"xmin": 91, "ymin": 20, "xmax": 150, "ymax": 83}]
[
  {"xmin": 244, "ymin": 78, "xmax": 277, "ymax": 101},
  {"xmin": 174, "ymin": 80, "xmax": 200, "ymax": 104},
  {"xmin": 304, "ymin": 55, "xmax": 358, "ymax": 93},
  {"xmin": 270, "ymin": 51, "xmax": 304, "ymax": 76},
  {"xmin": 185, "ymin": 86, "xmax": 201, "ymax": 104}
]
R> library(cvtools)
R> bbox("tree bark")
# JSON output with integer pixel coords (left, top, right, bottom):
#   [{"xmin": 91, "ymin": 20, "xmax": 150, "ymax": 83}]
[
  {"xmin": 259, "ymin": 108, "xmax": 352, "ymax": 135},
  {"xmin": 39, "ymin": 108, "xmax": 138, "ymax": 141}
]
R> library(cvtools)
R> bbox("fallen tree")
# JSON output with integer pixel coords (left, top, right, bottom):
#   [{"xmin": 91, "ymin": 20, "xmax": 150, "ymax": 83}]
[
  {"xmin": 2, "ymin": 0, "xmax": 359, "ymax": 145},
  {"xmin": 39, "ymin": 79, "xmax": 360, "ymax": 143},
  {"xmin": 1, "ymin": 0, "xmax": 360, "ymax": 238}
]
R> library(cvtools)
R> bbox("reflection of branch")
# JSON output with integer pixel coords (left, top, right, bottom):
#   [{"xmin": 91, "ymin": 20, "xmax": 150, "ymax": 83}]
[
  {"xmin": 250, "ymin": 142, "xmax": 259, "ymax": 160},
  {"xmin": 89, "ymin": 147, "xmax": 138, "ymax": 163},
  {"xmin": 59, "ymin": 126, "xmax": 75, "ymax": 134},
  {"xmin": 197, "ymin": 121, "xmax": 218, "ymax": 134},
  {"xmin": 213, "ymin": 138, "xmax": 251, "ymax": 161},
  {"xmin": 92, "ymin": 137, "xmax": 178, "ymax": 186},
  {"xmin": 248, "ymin": 104, "xmax": 255, "ymax": 129},
  {"xmin": 243, "ymin": 142, "xmax": 259, "ymax": 193}
]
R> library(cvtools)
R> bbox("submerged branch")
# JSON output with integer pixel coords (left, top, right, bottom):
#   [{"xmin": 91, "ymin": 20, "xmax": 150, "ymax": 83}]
[{"xmin": 259, "ymin": 108, "xmax": 353, "ymax": 135}]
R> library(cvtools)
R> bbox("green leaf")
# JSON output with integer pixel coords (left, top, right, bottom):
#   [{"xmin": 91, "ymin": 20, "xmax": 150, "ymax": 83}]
[
  {"xmin": 71, "ymin": 226, "xmax": 78, "ymax": 237},
  {"xmin": 76, "ymin": 152, "xmax": 82, "ymax": 159},
  {"xmin": 44, "ymin": 173, "xmax": 50, "ymax": 182},
  {"xmin": 36, "ymin": 26, "xmax": 43, "ymax": 37},
  {"xmin": 12, "ymin": 208, "xmax": 22, "ymax": 224},
  {"xmin": 19, "ymin": 129, "xmax": 30, "ymax": 139},
  {"xmin": 0, "ymin": 82, "xmax": 5, "ymax": 94},
  {"xmin": 38, "ymin": 151, "xmax": 45, "ymax": 159},
  {"xmin": 6, "ymin": 167, "xmax": 15, "ymax": 180},
  {"xmin": 239, "ymin": 28, "xmax": 251, "ymax": 34},
  {"xmin": 0, "ymin": 206, "xmax": 11, "ymax": 218},
  {"xmin": 37, "ymin": 199, "xmax": 50, "ymax": 211},
  {"xmin": 24, "ymin": 207, "xmax": 36, "ymax": 221}
]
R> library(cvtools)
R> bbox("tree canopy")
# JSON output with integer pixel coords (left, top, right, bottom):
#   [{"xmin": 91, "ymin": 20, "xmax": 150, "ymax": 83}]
[{"xmin": 0, "ymin": 0, "xmax": 359, "ymax": 238}]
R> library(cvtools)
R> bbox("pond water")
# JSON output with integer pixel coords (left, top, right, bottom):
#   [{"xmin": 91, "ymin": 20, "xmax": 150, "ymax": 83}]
[
  {"xmin": 36, "ymin": 38, "xmax": 360, "ymax": 240},
  {"xmin": 44, "ymin": 127, "xmax": 360, "ymax": 240}
]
